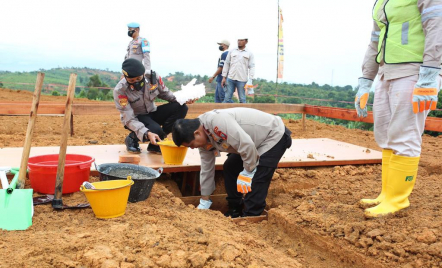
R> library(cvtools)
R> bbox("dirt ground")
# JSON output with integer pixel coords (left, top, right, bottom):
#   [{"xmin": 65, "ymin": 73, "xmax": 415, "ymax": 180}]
[{"xmin": 1, "ymin": 88, "xmax": 442, "ymax": 268}]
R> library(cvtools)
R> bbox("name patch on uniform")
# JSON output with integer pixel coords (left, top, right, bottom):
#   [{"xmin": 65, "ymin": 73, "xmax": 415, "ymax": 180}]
[
  {"xmin": 118, "ymin": 95, "xmax": 128, "ymax": 108},
  {"xmin": 214, "ymin": 127, "xmax": 227, "ymax": 140},
  {"xmin": 205, "ymin": 144, "xmax": 214, "ymax": 151},
  {"xmin": 129, "ymin": 97, "xmax": 140, "ymax": 104}
]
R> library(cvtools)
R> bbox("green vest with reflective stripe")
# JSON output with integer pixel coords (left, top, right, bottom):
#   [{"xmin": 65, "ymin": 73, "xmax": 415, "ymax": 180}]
[{"xmin": 373, "ymin": 0, "xmax": 425, "ymax": 64}]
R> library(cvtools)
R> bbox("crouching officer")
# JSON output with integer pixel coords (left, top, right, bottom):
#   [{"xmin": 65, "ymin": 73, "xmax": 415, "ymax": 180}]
[
  {"xmin": 114, "ymin": 58, "xmax": 188, "ymax": 154},
  {"xmin": 172, "ymin": 108, "xmax": 292, "ymax": 217}
]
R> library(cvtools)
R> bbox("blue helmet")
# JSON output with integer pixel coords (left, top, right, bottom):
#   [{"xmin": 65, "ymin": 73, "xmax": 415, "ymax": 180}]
[{"xmin": 127, "ymin": 22, "xmax": 140, "ymax": 28}]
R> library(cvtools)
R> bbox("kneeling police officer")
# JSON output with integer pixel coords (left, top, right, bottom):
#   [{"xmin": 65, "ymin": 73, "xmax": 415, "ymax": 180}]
[{"xmin": 114, "ymin": 58, "xmax": 188, "ymax": 154}]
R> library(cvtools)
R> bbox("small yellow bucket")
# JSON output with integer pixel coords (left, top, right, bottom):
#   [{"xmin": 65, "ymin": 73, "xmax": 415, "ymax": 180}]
[
  {"xmin": 157, "ymin": 140, "xmax": 188, "ymax": 165},
  {"xmin": 80, "ymin": 178, "xmax": 134, "ymax": 219}
]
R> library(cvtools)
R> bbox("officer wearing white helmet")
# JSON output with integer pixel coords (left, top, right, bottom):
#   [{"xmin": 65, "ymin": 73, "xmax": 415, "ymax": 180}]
[{"xmin": 125, "ymin": 22, "xmax": 152, "ymax": 78}]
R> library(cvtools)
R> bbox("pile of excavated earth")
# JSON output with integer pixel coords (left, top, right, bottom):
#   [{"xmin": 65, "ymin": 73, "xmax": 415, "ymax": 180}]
[{"xmin": 1, "ymin": 88, "xmax": 442, "ymax": 267}]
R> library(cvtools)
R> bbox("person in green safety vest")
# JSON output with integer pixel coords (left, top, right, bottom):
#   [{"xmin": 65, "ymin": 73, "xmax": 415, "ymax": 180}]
[{"xmin": 354, "ymin": 0, "xmax": 442, "ymax": 218}]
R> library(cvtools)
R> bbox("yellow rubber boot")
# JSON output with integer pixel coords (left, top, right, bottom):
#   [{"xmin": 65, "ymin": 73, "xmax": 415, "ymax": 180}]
[
  {"xmin": 359, "ymin": 149, "xmax": 392, "ymax": 207},
  {"xmin": 365, "ymin": 154, "xmax": 419, "ymax": 218}
]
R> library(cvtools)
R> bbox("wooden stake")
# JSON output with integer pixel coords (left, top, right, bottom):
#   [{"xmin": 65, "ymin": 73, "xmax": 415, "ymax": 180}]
[
  {"xmin": 302, "ymin": 113, "xmax": 306, "ymax": 131},
  {"xmin": 17, "ymin": 72, "xmax": 45, "ymax": 189},
  {"xmin": 53, "ymin": 74, "xmax": 77, "ymax": 205}
]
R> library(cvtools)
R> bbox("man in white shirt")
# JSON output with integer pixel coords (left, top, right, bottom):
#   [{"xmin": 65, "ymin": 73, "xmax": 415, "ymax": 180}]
[{"xmin": 221, "ymin": 38, "xmax": 255, "ymax": 103}]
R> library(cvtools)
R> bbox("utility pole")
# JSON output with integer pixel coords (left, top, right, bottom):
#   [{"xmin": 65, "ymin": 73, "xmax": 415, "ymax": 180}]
[{"xmin": 275, "ymin": 0, "xmax": 280, "ymax": 103}]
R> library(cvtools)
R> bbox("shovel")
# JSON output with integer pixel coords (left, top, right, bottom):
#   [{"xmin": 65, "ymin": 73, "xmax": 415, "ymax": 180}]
[
  {"xmin": 0, "ymin": 73, "xmax": 45, "ymax": 231},
  {"xmin": 0, "ymin": 168, "xmax": 33, "ymax": 231},
  {"xmin": 52, "ymin": 73, "xmax": 90, "ymax": 210}
]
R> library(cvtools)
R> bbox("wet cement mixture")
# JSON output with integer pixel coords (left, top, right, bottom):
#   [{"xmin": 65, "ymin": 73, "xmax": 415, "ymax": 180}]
[{"xmin": 1, "ymin": 88, "xmax": 442, "ymax": 267}]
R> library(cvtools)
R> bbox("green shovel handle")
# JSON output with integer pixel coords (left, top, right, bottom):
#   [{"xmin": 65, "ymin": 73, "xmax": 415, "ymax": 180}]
[
  {"xmin": 6, "ymin": 168, "xmax": 22, "ymax": 194},
  {"xmin": 10, "ymin": 168, "xmax": 20, "ymax": 175}
]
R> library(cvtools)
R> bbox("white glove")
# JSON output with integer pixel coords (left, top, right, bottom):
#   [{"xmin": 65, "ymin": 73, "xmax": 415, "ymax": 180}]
[
  {"xmin": 246, "ymin": 79, "xmax": 254, "ymax": 95},
  {"xmin": 354, "ymin": 78, "xmax": 373, "ymax": 118},
  {"xmin": 412, "ymin": 66, "xmax": 440, "ymax": 114},
  {"xmin": 197, "ymin": 198, "xmax": 212, "ymax": 209}
]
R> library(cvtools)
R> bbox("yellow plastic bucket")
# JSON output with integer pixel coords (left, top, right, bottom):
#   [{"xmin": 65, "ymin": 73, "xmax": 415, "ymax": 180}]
[
  {"xmin": 80, "ymin": 178, "xmax": 134, "ymax": 219},
  {"xmin": 157, "ymin": 140, "xmax": 188, "ymax": 165}
]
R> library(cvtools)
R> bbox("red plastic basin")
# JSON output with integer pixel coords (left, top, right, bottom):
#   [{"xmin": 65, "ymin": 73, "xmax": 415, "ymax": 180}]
[{"xmin": 27, "ymin": 154, "xmax": 95, "ymax": 194}]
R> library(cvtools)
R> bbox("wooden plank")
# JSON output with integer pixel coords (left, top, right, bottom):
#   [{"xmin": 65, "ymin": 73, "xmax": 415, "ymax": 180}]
[
  {"xmin": 3, "ymin": 102, "xmax": 442, "ymax": 132},
  {"xmin": 304, "ymin": 105, "xmax": 374, "ymax": 123},
  {"xmin": 186, "ymin": 103, "xmax": 305, "ymax": 115},
  {"xmin": 72, "ymin": 103, "xmax": 117, "ymax": 115},
  {"xmin": 0, "ymin": 102, "xmax": 305, "ymax": 116},
  {"xmin": 181, "ymin": 172, "xmax": 188, "ymax": 195},
  {"xmin": 424, "ymin": 117, "xmax": 442, "ymax": 132},
  {"xmin": 0, "ymin": 102, "xmax": 65, "ymax": 115},
  {"xmin": 302, "ymin": 113, "xmax": 306, "ymax": 131},
  {"xmin": 0, "ymin": 139, "xmax": 382, "ymax": 173},
  {"xmin": 305, "ymin": 104, "xmax": 442, "ymax": 132},
  {"xmin": 231, "ymin": 210, "xmax": 268, "ymax": 224}
]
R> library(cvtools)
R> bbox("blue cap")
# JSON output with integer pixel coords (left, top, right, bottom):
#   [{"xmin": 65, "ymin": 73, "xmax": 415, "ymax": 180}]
[{"xmin": 127, "ymin": 22, "xmax": 140, "ymax": 28}]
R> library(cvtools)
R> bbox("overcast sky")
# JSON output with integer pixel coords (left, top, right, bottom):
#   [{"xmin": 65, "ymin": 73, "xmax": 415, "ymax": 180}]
[{"xmin": 0, "ymin": 0, "xmax": 374, "ymax": 87}]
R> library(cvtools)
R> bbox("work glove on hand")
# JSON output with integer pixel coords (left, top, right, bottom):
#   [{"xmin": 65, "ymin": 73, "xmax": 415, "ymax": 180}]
[
  {"xmin": 354, "ymin": 78, "xmax": 373, "ymax": 118},
  {"xmin": 197, "ymin": 198, "xmax": 212, "ymax": 209},
  {"xmin": 245, "ymin": 78, "xmax": 254, "ymax": 95},
  {"xmin": 237, "ymin": 168, "xmax": 257, "ymax": 194},
  {"xmin": 412, "ymin": 66, "xmax": 441, "ymax": 114}
]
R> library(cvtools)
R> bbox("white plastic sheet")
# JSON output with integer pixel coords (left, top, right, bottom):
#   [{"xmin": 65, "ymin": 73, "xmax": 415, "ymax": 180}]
[{"xmin": 174, "ymin": 78, "xmax": 206, "ymax": 105}]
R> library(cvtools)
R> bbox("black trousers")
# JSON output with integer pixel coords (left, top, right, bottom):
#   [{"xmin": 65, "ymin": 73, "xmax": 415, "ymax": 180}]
[
  {"xmin": 129, "ymin": 102, "xmax": 188, "ymax": 140},
  {"xmin": 223, "ymin": 129, "xmax": 292, "ymax": 216}
]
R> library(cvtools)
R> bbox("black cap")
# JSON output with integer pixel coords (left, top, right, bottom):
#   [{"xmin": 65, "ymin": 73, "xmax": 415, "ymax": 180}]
[{"xmin": 122, "ymin": 58, "xmax": 145, "ymax": 78}]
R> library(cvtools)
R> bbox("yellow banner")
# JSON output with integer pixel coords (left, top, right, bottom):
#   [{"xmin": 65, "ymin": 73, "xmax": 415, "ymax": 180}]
[{"xmin": 277, "ymin": 7, "xmax": 284, "ymax": 80}]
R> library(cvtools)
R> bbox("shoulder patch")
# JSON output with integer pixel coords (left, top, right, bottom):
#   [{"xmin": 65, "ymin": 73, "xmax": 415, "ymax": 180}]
[
  {"xmin": 158, "ymin": 76, "xmax": 165, "ymax": 88},
  {"xmin": 118, "ymin": 95, "xmax": 128, "ymax": 108},
  {"xmin": 214, "ymin": 126, "xmax": 227, "ymax": 140},
  {"xmin": 141, "ymin": 38, "xmax": 150, "ymax": 53}
]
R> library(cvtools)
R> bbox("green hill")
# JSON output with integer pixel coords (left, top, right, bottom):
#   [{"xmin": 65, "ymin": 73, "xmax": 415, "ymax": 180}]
[{"xmin": 0, "ymin": 67, "xmax": 121, "ymax": 94}]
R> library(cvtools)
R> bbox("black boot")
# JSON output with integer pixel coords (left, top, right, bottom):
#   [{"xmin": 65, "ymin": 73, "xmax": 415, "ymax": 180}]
[
  {"xmin": 147, "ymin": 143, "xmax": 162, "ymax": 155},
  {"xmin": 125, "ymin": 132, "xmax": 141, "ymax": 154},
  {"xmin": 224, "ymin": 203, "xmax": 243, "ymax": 218}
]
